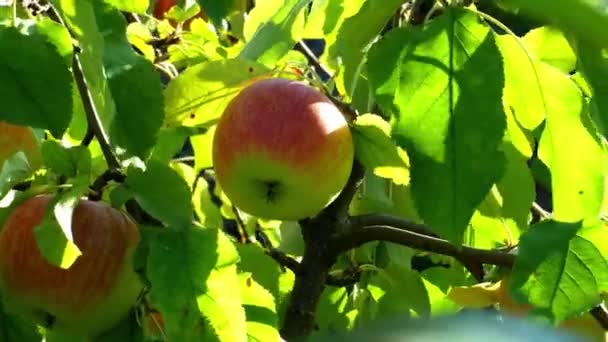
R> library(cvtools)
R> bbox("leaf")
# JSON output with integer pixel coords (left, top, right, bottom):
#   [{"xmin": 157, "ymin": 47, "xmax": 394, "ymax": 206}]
[
  {"xmin": 104, "ymin": 0, "xmax": 149, "ymax": 13},
  {"xmin": 368, "ymin": 8, "xmax": 506, "ymax": 243},
  {"xmin": 0, "ymin": 152, "xmax": 35, "ymax": 201},
  {"xmin": 318, "ymin": 0, "xmax": 366, "ymax": 70},
  {"xmin": 0, "ymin": 300, "xmax": 42, "ymax": 342},
  {"xmin": 191, "ymin": 125, "xmax": 216, "ymax": 170},
  {"xmin": 196, "ymin": 0, "xmax": 234, "ymax": 26},
  {"xmin": 239, "ymin": 0, "xmax": 311, "ymax": 67},
  {"xmin": 352, "ymin": 114, "xmax": 410, "ymax": 185},
  {"xmin": 370, "ymin": 263, "xmax": 430, "ymax": 319},
  {"xmin": 572, "ymin": 38, "xmax": 608, "ymax": 137},
  {"xmin": 40, "ymin": 141, "xmax": 88, "ymax": 177},
  {"xmin": 495, "ymin": 34, "xmax": 546, "ymax": 130},
  {"xmin": 510, "ymin": 220, "xmax": 608, "ymax": 323},
  {"xmin": 501, "ymin": 0, "xmax": 608, "ymax": 48},
  {"xmin": 124, "ymin": 160, "xmax": 193, "ymax": 227},
  {"xmin": 147, "ymin": 227, "xmax": 243, "ymax": 341},
  {"xmin": 237, "ymin": 243, "xmax": 295, "ymax": 319},
  {"xmin": 55, "ymin": 0, "xmax": 116, "ymax": 133},
  {"xmin": 33, "ymin": 194, "xmax": 83, "ymax": 269},
  {"xmin": 239, "ymin": 273, "xmax": 280, "ymax": 341},
  {"xmin": 193, "ymin": 175, "xmax": 224, "ymax": 230},
  {"xmin": 332, "ymin": 0, "xmax": 403, "ymax": 98},
  {"xmin": 522, "ymin": 26, "xmax": 576, "ymax": 73},
  {"xmin": 537, "ymin": 63, "xmax": 604, "ymax": 222},
  {"xmin": 243, "ymin": 0, "xmax": 285, "ymax": 41},
  {"xmin": 94, "ymin": 3, "xmax": 164, "ymax": 158},
  {"xmin": 34, "ymin": 17, "xmax": 73, "ymax": 66},
  {"xmin": 447, "ymin": 282, "xmax": 501, "ymax": 309},
  {"xmin": 163, "ymin": 58, "xmax": 271, "ymax": 128},
  {"xmin": 0, "ymin": 26, "xmax": 72, "ymax": 137}
]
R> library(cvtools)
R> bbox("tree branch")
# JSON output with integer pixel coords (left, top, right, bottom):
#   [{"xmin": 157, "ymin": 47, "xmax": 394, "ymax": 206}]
[
  {"xmin": 45, "ymin": 3, "xmax": 120, "ymax": 170},
  {"xmin": 280, "ymin": 160, "xmax": 365, "ymax": 339},
  {"xmin": 334, "ymin": 225, "xmax": 515, "ymax": 268},
  {"xmin": 294, "ymin": 40, "xmax": 331, "ymax": 80},
  {"xmin": 590, "ymin": 304, "xmax": 608, "ymax": 330}
]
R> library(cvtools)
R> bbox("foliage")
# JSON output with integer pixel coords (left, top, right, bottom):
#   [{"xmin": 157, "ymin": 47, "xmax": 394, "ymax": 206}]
[{"xmin": 0, "ymin": 0, "xmax": 607, "ymax": 341}]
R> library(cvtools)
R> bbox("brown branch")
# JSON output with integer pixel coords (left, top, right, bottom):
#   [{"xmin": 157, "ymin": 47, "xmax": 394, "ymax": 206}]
[
  {"xmin": 334, "ymin": 225, "xmax": 515, "ymax": 268},
  {"xmin": 88, "ymin": 168, "xmax": 126, "ymax": 201},
  {"xmin": 280, "ymin": 160, "xmax": 366, "ymax": 339},
  {"xmin": 590, "ymin": 304, "xmax": 608, "ymax": 330},
  {"xmin": 294, "ymin": 40, "xmax": 331, "ymax": 80},
  {"xmin": 45, "ymin": 3, "xmax": 120, "ymax": 170}
]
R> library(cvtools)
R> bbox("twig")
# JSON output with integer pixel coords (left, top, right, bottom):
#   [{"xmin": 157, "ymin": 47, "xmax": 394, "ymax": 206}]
[
  {"xmin": 45, "ymin": 3, "xmax": 120, "ymax": 170},
  {"xmin": 590, "ymin": 304, "xmax": 608, "ymax": 330},
  {"xmin": 88, "ymin": 168, "xmax": 126, "ymax": 201},
  {"xmin": 531, "ymin": 202, "xmax": 552, "ymax": 219},
  {"xmin": 294, "ymin": 40, "xmax": 332, "ymax": 81},
  {"xmin": 334, "ymin": 225, "xmax": 515, "ymax": 268},
  {"xmin": 280, "ymin": 160, "xmax": 366, "ymax": 339},
  {"xmin": 348, "ymin": 214, "xmax": 488, "ymax": 280},
  {"xmin": 266, "ymin": 248, "xmax": 300, "ymax": 274}
]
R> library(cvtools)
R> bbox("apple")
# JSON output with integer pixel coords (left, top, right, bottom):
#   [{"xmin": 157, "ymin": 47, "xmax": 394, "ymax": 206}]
[
  {"xmin": 0, "ymin": 121, "xmax": 42, "ymax": 169},
  {"xmin": 212, "ymin": 78, "xmax": 354, "ymax": 220},
  {"xmin": 143, "ymin": 310, "xmax": 166, "ymax": 340},
  {"xmin": 152, "ymin": 0, "xmax": 208, "ymax": 28},
  {"xmin": 0, "ymin": 195, "xmax": 143, "ymax": 338}
]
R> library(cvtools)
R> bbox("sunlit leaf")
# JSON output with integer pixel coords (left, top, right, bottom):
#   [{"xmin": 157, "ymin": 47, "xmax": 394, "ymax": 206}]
[{"xmin": 368, "ymin": 8, "xmax": 506, "ymax": 243}]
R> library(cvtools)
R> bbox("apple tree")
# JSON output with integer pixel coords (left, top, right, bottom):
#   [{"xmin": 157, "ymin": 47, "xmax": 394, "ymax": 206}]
[{"xmin": 0, "ymin": 0, "xmax": 607, "ymax": 341}]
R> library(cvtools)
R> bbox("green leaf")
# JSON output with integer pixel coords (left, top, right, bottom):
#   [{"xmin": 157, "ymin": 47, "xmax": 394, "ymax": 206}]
[
  {"xmin": 237, "ymin": 243, "xmax": 295, "ymax": 321},
  {"xmin": 368, "ymin": 9, "xmax": 506, "ymax": 243},
  {"xmin": 572, "ymin": 39, "xmax": 608, "ymax": 137},
  {"xmin": 193, "ymin": 175, "xmax": 224, "ymax": 230},
  {"xmin": 331, "ymin": 0, "xmax": 403, "ymax": 99},
  {"xmin": 500, "ymin": 0, "xmax": 608, "ymax": 48},
  {"xmin": 191, "ymin": 125, "xmax": 216, "ymax": 170},
  {"xmin": 41, "ymin": 141, "xmax": 92, "ymax": 181},
  {"xmin": 496, "ymin": 34, "xmax": 546, "ymax": 130},
  {"xmin": 33, "ymin": 195, "xmax": 82, "ymax": 269},
  {"xmin": 239, "ymin": 0, "xmax": 311, "ymax": 67},
  {"xmin": 163, "ymin": 58, "xmax": 271, "ymax": 128},
  {"xmin": 0, "ymin": 152, "xmax": 35, "ymax": 201},
  {"xmin": 94, "ymin": 3, "xmax": 164, "ymax": 158},
  {"xmin": 196, "ymin": 0, "xmax": 234, "ymax": 26},
  {"xmin": 125, "ymin": 160, "xmax": 193, "ymax": 227},
  {"xmin": 318, "ymin": 0, "xmax": 366, "ymax": 71},
  {"xmin": 147, "ymin": 227, "xmax": 243, "ymax": 342},
  {"xmin": 510, "ymin": 220, "xmax": 608, "ymax": 323},
  {"xmin": 371, "ymin": 264, "xmax": 430, "ymax": 319},
  {"xmin": 243, "ymin": 0, "xmax": 285, "ymax": 40},
  {"xmin": 34, "ymin": 17, "xmax": 73, "ymax": 66},
  {"xmin": 104, "ymin": 0, "xmax": 149, "ymax": 13},
  {"xmin": 55, "ymin": 0, "xmax": 116, "ymax": 133},
  {"xmin": 352, "ymin": 114, "xmax": 410, "ymax": 185},
  {"xmin": 522, "ymin": 26, "xmax": 576, "ymax": 73},
  {"xmin": 239, "ymin": 273, "xmax": 280, "ymax": 341},
  {"xmin": 537, "ymin": 63, "xmax": 604, "ymax": 222},
  {"xmin": 0, "ymin": 26, "xmax": 72, "ymax": 137},
  {"xmin": 0, "ymin": 300, "xmax": 42, "ymax": 342},
  {"xmin": 314, "ymin": 287, "xmax": 356, "ymax": 334}
]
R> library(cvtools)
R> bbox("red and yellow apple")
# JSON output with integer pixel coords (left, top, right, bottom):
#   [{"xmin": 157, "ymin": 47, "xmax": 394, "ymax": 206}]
[
  {"xmin": 0, "ymin": 195, "xmax": 143, "ymax": 337},
  {"xmin": 212, "ymin": 78, "xmax": 354, "ymax": 220},
  {"xmin": 0, "ymin": 121, "xmax": 42, "ymax": 169}
]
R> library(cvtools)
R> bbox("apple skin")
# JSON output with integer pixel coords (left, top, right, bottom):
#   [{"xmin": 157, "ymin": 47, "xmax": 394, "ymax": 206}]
[
  {"xmin": 0, "ymin": 195, "xmax": 143, "ymax": 338},
  {"xmin": 212, "ymin": 78, "xmax": 354, "ymax": 221},
  {"xmin": 0, "ymin": 121, "xmax": 41, "ymax": 169}
]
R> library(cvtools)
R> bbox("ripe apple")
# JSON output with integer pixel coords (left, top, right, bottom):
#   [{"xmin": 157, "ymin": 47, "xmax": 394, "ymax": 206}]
[
  {"xmin": 152, "ymin": 0, "xmax": 208, "ymax": 28},
  {"xmin": 212, "ymin": 78, "xmax": 354, "ymax": 220},
  {"xmin": 0, "ymin": 195, "xmax": 143, "ymax": 338},
  {"xmin": 0, "ymin": 121, "xmax": 42, "ymax": 169}
]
